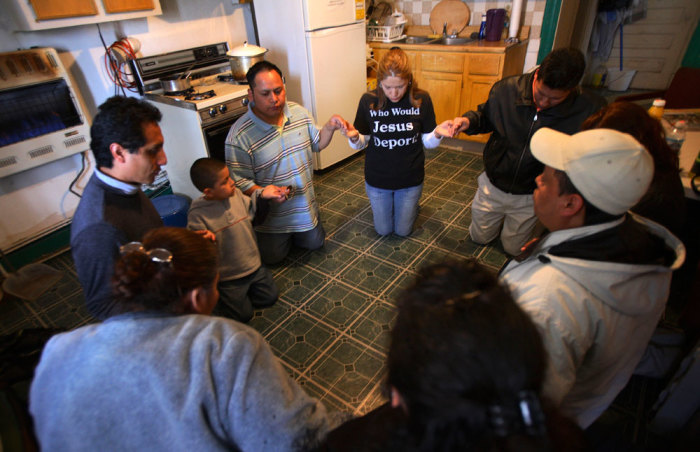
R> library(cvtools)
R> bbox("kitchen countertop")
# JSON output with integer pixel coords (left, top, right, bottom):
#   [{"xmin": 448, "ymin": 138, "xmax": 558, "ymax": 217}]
[
  {"xmin": 369, "ymin": 38, "xmax": 526, "ymax": 53},
  {"xmin": 368, "ymin": 24, "xmax": 530, "ymax": 53}
]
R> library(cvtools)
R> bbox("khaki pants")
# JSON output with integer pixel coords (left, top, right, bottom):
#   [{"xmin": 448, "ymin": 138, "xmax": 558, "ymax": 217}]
[{"xmin": 469, "ymin": 172, "xmax": 538, "ymax": 256}]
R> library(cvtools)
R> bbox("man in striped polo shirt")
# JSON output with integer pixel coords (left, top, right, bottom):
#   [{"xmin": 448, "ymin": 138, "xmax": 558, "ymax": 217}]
[{"xmin": 225, "ymin": 61, "xmax": 349, "ymax": 264}]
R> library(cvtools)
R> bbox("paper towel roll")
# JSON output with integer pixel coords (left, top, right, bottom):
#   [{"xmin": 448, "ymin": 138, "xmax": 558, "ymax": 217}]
[{"xmin": 509, "ymin": 0, "xmax": 523, "ymax": 39}]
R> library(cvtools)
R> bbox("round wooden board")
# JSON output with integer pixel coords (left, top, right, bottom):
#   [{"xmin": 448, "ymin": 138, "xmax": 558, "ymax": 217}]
[{"xmin": 429, "ymin": 0, "xmax": 471, "ymax": 36}]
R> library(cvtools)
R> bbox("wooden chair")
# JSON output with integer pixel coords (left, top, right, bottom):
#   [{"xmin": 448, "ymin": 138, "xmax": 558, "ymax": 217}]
[{"xmin": 615, "ymin": 67, "xmax": 700, "ymax": 108}]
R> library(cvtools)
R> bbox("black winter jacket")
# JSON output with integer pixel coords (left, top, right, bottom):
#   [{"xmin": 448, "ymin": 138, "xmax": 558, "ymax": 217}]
[{"xmin": 464, "ymin": 71, "xmax": 606, "ymax": 194}]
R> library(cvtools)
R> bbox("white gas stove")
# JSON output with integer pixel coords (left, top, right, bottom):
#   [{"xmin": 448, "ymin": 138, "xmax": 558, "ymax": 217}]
[{"xmin": 131, "ymin": 43, "xmax": 251, "ymax": 200}]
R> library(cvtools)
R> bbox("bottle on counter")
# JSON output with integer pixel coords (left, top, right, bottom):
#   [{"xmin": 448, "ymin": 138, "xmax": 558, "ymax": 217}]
[
  {"xmin": 478, "ymin": 13, "xmax": 487, "ymax": 40},
  {"xmin": 666, "ymin": 120, "xmax": 687, "ymax": 155},
  {"xmin": 648, "ymin": 98, "xmax": 666, "ymax": 120}
]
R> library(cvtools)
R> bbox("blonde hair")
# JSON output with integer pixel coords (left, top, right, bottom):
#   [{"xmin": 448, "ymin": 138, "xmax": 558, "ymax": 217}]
[{"xmin": 374, "ymin": 47, "xmax": 422, "ymax": 111}]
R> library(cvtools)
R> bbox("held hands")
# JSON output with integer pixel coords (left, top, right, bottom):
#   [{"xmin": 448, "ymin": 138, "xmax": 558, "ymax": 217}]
[
  {"xmin": 450, "ymin": 117, "xmax": 469, "ymax": 136},
  {"xmin": 340, "ymin": 121, "xmax": 360, "ymax": 143},
  {"xmin": 326, "ymin": 114, "xmax": 350, "ymax": 132},
  {"xmin": 328, "ymin": 114, "xmax": 360, "ymax": 143},
  {"xmin": 434, "ymin": 120, "xmax": 456, "ymax": 139},
  {"xmin": 261, "ymin": 184, "xmax": 290, "ymax": 204}
]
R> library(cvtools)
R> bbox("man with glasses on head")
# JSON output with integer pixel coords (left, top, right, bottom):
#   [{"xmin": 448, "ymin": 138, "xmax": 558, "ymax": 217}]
[
  {"xmin": 70, "ymin": 96, "xmax": 166, "ymax": 320},
  {"xmin": 225, "ymin": 61, "xmax": 350, "ymax": 264},
  {"xmin": 451, "ymin": 48, "xmax": 606, "ymax": 256}
]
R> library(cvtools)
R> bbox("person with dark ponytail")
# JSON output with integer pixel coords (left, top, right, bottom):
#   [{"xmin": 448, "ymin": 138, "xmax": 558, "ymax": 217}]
[
  {"xmin": 580, "ymin": 101, "xmax": 686, "ymax": 239},
  {"xmin": 30, "ymin": 227, "xmax": 344, "ymax": 451},
  {"xmin": 318, "ymin": 259, "xmax": 583, "ymax": 451}
]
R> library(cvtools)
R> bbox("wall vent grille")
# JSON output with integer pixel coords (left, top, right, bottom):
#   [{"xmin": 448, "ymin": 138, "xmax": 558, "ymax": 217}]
[
  {"xmin": 29, "ymin": 145, "xmax": 54, "ymax": 159},
  {"xmin": 64, "ymin": 135, "xmax": 86, "ymax": 148},
  {"xmin": 0, "ymin": 156, "xmax": 18, "ymax": 168}
]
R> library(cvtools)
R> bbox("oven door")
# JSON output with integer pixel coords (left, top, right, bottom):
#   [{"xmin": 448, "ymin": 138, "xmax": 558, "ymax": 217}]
[{"xmin": 203, "ymin": 117, "xmax": 242, "ymax": 162}]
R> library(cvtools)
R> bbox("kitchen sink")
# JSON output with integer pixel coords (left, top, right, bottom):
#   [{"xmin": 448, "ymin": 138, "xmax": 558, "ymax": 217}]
[
  {"xmin": 399, "ymin": 36, "xmax": 439, "ymax": 44},
  {"xmin": 393, "ymin": 35, "xmax": 474, "ymax": 46},
  {"xmin": 433, "ymin": 36, "xmax": 474, "ymax": 45}
]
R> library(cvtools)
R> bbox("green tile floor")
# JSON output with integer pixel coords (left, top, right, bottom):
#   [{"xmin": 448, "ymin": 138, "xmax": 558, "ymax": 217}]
[
  {"xmin": 0, "ymin": 139, "xmax": 507, "ymax": 416},
  {"xmin": 246, "ymin": 138, "xmax": 508, "ymax": 415},
  {"xmin": 0, "ymin": 138, "xmax": 675, "ymax": 447}
]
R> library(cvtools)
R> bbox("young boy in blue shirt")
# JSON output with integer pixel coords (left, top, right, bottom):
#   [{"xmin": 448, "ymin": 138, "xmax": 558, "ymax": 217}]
[{"xmin": 187, "ymin": 158, "xmax": 288, "ymax": 322}]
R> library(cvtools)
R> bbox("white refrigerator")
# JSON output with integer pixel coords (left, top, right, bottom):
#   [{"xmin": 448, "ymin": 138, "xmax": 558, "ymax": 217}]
[{"xmin": 253, "ymin": 0, "xmax": 367, "ymax": 169}]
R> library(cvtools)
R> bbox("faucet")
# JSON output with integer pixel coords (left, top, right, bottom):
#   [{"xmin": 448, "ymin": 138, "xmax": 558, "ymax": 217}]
[{"xmin": 442, "ymin": 22, "xmax": 458, "ymax": 38}]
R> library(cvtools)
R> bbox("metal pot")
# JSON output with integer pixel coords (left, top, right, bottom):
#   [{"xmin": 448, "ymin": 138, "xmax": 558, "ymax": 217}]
[
  {"xmin": 160, "ymin": 74, "xmax": 191, "ymax": 93},
  {"xmin": 226, "ymin": 41, "xmax": 268, "ymax": 82}
]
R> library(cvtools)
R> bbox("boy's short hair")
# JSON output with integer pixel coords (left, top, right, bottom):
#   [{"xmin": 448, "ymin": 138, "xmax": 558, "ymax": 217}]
[{"xmin": 190, "ymin": 158, "xmax": 227, "ymax": 192}]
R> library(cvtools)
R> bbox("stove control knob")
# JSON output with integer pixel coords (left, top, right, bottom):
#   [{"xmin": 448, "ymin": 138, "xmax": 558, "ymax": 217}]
[
  {"xmin": 208, "ymin": 108, "xmax": 217, "ymax": 117},
  {"xmin": 218, "ymin": 104, "xmax": 227, "ymax": 114}
]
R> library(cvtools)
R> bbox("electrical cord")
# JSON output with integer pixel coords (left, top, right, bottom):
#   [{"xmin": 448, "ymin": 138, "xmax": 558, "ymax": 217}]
[
  {"xmin": 68, "ymin": 151, "xmax": 88, "ymax": 198},
  {"xmin": 97, "ymin": 24, "xmax": 139, "ymax": 95}
]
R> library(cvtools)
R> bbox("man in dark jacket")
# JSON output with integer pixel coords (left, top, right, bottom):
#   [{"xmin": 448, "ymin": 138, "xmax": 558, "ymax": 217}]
[
  {"xmin": 71, "ymin": 96, "xmax": 166, "ymax": 319},
  {"xmin": 452, "ymin": 48, "xmax": 605, "ymax": 256}
]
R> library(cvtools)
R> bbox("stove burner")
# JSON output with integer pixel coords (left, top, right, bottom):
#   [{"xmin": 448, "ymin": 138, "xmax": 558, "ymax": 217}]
[
  {"xmin": 217, "ymin": 74, "xmax": 248, "ymax": 85},
  {"xmin": 184, "ymin": 90, "xmax": 216, "ymax": 100},
  {"xmin": 164, "ymin": 87, "xmax": 194, "ymax": 96}
]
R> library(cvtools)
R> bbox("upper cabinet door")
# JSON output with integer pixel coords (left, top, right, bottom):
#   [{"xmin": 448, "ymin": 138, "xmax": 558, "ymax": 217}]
[
  {"xmin": 29, "ymin": 0, "xmax": 98, "ymax": 20},
  {"xmin": 7, "ymin": 0, "xmax": 162, "ymax": 31},
  {"xmin": 103, "ymin": 0, "xmax": 155, "ymax": 13}
]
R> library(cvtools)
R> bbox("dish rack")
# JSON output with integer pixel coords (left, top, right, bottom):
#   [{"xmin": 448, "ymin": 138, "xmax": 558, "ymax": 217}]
[{"xmin": 366, "ymin": 20, "xmax": 406, "ymax": 42}]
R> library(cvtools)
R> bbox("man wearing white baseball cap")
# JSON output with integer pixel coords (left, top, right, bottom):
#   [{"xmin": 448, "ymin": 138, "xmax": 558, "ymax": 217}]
[{"xmin": 499, "ymin": 127, "xmax": 686, "ymax": 428}]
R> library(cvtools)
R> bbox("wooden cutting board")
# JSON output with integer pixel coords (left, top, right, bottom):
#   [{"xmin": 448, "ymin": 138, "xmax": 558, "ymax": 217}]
[{"xmin": 429, "ymin": 0, "xmax": 471, "ymax": 36}]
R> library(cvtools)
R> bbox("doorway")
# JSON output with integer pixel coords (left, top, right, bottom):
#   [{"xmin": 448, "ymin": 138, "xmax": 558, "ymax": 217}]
[{"xmin": 552, "ymin": 0, "xmax": 700, "ymax": 89}]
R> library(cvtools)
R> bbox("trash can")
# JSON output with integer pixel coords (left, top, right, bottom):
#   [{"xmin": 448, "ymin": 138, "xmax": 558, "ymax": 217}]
[
  {"xmin": 606, "ymin": 69, "xmax": 636, "ymax": 91},
  {"xmin": 151, "ymin": 194, "xmax": 190, "ymax": 227}
]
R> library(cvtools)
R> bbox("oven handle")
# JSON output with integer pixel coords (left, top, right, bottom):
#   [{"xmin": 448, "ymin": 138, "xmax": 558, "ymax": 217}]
[{"xmin": 203, "ymin": 116, "xmax": 242, "ymax": 135}]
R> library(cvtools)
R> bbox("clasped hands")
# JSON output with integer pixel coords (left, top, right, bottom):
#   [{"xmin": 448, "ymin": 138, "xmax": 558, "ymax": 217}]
[
  {"xmin": 327, "ymin": 115, "xmax": 361, "ymax": 143},
  {"xmin": 435, "ymin": 117, "xmax": 470, "ymax": 138}
]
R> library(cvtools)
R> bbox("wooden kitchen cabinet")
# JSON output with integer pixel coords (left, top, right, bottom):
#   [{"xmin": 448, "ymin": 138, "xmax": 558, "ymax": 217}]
[
  {"xmin": 418, "ymin": 52, "xmax": 464, "ymax": 124},
  {"xmin": 102, "ymin": 0, "xmax": 155, "ymax": 13},
  {"xmin": 28, "ymin": 0, "xmax": 97, "ymax": 20},
  {"xmin": 7, "ymin": 0, "xmax": 162, "ymax": 31},
  {"xmin": 370, "ymin": 40, "xmax": 527, "ymax": 143},
  {"xmin": 420, "ymin": 71, "xmax": 463, "ymax": 124}
]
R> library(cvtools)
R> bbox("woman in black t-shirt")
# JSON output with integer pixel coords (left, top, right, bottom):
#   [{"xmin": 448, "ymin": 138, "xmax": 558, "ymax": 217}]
[{"xmin": 341, "ymin": 48, "xmax": 454, "ymax": 236}]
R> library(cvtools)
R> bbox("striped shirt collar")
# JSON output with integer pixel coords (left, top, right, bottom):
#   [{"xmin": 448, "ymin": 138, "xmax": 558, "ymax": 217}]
[{"xmin": 247, "ymin": 102, "xmax": 291, "ymax": 129}]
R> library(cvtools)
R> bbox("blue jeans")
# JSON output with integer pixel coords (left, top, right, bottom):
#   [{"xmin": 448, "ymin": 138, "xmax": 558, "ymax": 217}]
[{"xmin": 365, "ymin": 182, "xmax": 423, "ymax": 236}]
